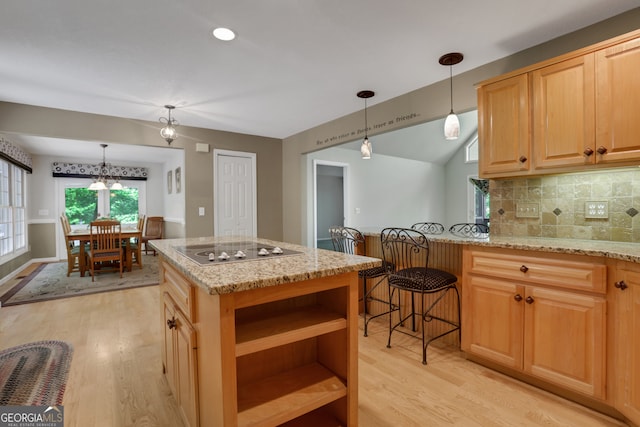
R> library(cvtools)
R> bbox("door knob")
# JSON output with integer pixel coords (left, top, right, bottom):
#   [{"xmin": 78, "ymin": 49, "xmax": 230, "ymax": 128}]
[
  {"xmin": 596, "ymin": 146, "xmax": 608, "ymax": 155},
  {"xmin": 525, "ymin": 296, "xmax": 534, "ymax": 304},
  {"xmin": 614, "ymin": 280, "xmax": 628, "ymax": 291},
  {"xmin": 520, "ymin": 265, "xmax": 529, "ymax": 273},
  {"xmin": 583, "ymin": 147, "xmax": 594, "ymax": 156},
  {"xmin": 167, "ymin": 317, "xmax": 177, "ymax": 329},
  {"xmin": 519, "ymin": 155, "xmax": 527, "ymax": 163},
  {"xmin": 514, "ymin": 294, "xmax": 523, "ymax": 302}
]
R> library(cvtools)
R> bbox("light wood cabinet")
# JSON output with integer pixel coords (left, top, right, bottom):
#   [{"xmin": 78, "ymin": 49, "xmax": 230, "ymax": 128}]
[
  {"xmin": 595, "ymin": 36, "xmax": 640, "ymax": 164},
  {"xmin": 462, "ymin": 247, "xmax": 607, "ymax": 399},
  {"xmin": 532, "ymin": 54, "xmax": 596, "ymax": 169},
  {"xmin": 478, "ymin": 74, "xmax": 530, "ymax": 177},
  {"xmin": 609, "ymin": 262, "xmax": 640, "ymax": 425},
  {"xmin": 161, "ymin": 259, "xmax": 358, "ymax": 426},
  {"xmin": 163, "ymin": 292, "xmax": 199, "ymax": 427},
  {"xmin": 478, "ymin": 29, "xmax": 640, "ymax": 178}
]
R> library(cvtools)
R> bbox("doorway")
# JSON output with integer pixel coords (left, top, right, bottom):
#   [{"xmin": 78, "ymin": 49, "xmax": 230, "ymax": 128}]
[
  {"xmin": 213, "ymin": 149, "xmax": 257, "ymax": 237},
  {"xmin": 313, "ymin": 160, "xmax": 348, "ymax": 250}
]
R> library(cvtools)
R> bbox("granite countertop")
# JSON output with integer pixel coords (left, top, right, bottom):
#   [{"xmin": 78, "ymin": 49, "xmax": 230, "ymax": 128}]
[
  {"xmin": 149, "ymin": 236, "xmax": 381, "ymax": 295},
  {"xmin": 358, "ymin": 228, "xmax": 640, "ymax": 263}
]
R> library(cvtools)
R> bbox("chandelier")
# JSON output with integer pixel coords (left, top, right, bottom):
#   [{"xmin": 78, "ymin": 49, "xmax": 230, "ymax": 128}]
[
  {"xmin": 87, "ymin": 144, "xmax": 123, "ymax": 190},
  {"xmin": 439, "ymin": 52, "xmax": 464, "ymax": 140},
  {"xmin": 159, "ymin": 105, "xmax": 179, "ymax": 145}
]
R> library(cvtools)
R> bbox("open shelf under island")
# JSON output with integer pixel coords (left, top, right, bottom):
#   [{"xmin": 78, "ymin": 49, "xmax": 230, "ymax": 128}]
[{"xmin": 150, "ymin": 236, "xmax": 381, "ymax": 427}]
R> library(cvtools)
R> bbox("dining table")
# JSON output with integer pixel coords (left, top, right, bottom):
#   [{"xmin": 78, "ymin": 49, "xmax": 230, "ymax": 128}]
[{"xmin": 66, "ymin": 227, "xmax": 143, "ymax": 277}]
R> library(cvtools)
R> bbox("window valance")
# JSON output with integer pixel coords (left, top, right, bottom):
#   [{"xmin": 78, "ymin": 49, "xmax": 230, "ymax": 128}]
[
  {"xmin": 0, "ymin": 135, "xmax": 33, "ymax": 173},
  {"xmin": 51, "ymin": 162, "xmax": 148, "ymax": 180}
]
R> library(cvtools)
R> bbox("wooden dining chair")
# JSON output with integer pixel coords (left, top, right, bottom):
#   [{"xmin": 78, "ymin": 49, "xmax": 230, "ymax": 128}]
[
  {"xmin": 142, "ymin": 216, "xmax": 164, "ymax": 255},
  {"xmin": 126, "ymin": 215, "xmax": 145, "ymax": 269},
  {"xmin": 87, "ymin": 220, "xmax": 123, "ymax": 282},
  {"xmin": 60, "ymin": 215, "xmax": 82, "ymax": 276}
]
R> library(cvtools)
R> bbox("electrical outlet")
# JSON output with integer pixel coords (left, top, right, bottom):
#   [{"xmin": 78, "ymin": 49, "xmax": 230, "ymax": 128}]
[
  {"xmin": 585, "ymin": 201, "xmax": 608, "ymax": 219},
  {"xmin": 516, "ymin": 203, "xmax": 540, "ymax": 218}
]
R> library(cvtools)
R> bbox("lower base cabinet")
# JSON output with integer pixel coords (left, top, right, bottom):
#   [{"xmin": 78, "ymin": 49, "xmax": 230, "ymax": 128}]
[
  {"xmin": 462, "ymin": 247, "xmax": 607, "ymax": 400},
  {"xmin": 610, "ymin": 261, "xmax": 640, "ymax": 426}
]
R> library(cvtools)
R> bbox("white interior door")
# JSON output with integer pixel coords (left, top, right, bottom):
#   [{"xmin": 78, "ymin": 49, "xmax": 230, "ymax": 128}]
[{"xmin": 214, "ymin": 150, "xmax": 257, "ymax": 237}]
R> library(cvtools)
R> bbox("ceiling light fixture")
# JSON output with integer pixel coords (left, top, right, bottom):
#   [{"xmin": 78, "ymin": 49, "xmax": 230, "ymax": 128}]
[
  {"xmin": 159, "ymin": 105, "xmax": 179, "ymax": 145},
  {"xmin": 213, "ymin": 27, "xmax": 236, "ymax": 41},
  {"xmin": 88, "ymin": 144, "xmax": 123, "ymax": 191},
  {"xmin": 439, "ymin": 52, "xmax": 464, "ymax": 140},
  {"xmin": 357, "ymin": 90, "xmax": 375, "ymax": 160}
]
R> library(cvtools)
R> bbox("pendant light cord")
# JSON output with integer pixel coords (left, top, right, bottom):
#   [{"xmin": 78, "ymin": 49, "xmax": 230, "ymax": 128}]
[
  {"xmin": 449, "ymin": 65, "xmax": 454, "ymax": 114},
  {"xmin": 364, "ymin": 98, "xmax": 368, "ymax": 138}
]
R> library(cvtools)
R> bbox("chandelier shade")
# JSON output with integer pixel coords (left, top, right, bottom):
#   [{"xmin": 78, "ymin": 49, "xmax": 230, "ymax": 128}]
[
  {"xmin": 160, "ymin": 105, "xmax": 179, "ymax": 144},
  {"xmin": 439, "ymin": 52, "xmax": 463, "ymax": 140},
  {"xmin": 357, "ymin": 90, "xmax": 375, "ymax": 160}
]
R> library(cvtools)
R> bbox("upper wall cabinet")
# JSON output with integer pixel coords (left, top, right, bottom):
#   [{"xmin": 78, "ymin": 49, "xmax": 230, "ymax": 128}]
[
  {"xmin": 596, "ymin": 37, "xmax": 640, "ymax": 164},
  {"xmin": 478, "ymin": 30, "xmax": 640, "ymax": 179}
]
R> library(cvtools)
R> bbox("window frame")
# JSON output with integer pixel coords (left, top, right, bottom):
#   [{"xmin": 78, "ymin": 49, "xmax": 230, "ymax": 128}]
[{"xmin": 0, "ymin": 160, "xmax": 28, "ymax": 262}]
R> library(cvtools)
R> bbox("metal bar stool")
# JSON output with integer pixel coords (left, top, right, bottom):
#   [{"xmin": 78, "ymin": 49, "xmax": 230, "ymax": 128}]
[
  {"xmin": 381, "ymin": 227, "xmax": 461, "ymax": 364},
  {"xmin": 329, "ymin": 226, "xmax": 394, "ymax": 337},
  {"xmin": 448, "ymin": 223, "xmax": 489, "ymax": 238}
]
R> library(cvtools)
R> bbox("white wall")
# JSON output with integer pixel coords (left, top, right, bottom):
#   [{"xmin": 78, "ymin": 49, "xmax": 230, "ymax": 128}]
[
  {"xmin": 162, "ymin": 157, "xmax": 185, "ymax": 226},
  {"xmin": 305, "ymin": 147, "xmax": 445, "ymax": 246}
]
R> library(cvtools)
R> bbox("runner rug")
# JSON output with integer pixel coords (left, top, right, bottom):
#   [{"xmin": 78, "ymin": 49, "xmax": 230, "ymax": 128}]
[
  {"xmin": 0, "ymin": 254, "xmax": 159, "ymax": 306},
  {"xmin": 0, "ymin": 340, "xmax": 73, "ymax": 406}
]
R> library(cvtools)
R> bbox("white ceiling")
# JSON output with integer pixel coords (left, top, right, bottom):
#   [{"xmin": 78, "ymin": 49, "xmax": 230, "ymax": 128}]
[{"xmin": 0, "ymin": 1, "xmax": 637, "ymax": 162}]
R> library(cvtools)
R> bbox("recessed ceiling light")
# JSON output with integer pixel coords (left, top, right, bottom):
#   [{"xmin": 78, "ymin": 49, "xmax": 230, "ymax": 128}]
[{"xmin": 213, "ymin": 27, "xmax": 235, "ymax": 41}]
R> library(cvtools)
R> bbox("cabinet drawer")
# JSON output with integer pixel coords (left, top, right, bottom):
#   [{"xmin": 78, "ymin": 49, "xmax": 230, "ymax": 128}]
[
  {"xmin": 466, "ymin": 250, "xmax": 606, "ymax": 294},
  {"xmin": 162, "ymin": 260, "xmax": 196, "ymax": 322}
]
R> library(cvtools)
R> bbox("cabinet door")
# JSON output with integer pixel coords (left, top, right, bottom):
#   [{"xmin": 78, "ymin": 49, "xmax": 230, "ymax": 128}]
[
  {"xmin": 478, "ymin": 74, "xmax": 530, "ymax": 177},
  {"xmin": 596, "ymin": 36, "xmax": 640, "ymax": 163},
  {"xmin": 462, "ymin": 275, "xmax": 524, "ymax": 369},
  {"xmin": 523, "ymin": 287, "xmax": 606, "ymax": 399},
  {"xmin": 613, "ymin": 269, "xmax": 640, "ymax": 424},
  {"xmin": 175, "ymin": 307, "xmax": 199, "ymax": 427},
  {"xmin": 162, "ymin": 292, "xmax": 177, "ymax": 398},
  {"xmin": 532, "ymin": 55, "xmax": 596, "ymax": 169}
]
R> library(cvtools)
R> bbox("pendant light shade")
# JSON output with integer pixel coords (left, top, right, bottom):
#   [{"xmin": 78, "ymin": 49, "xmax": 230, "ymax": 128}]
[
  {"xmin": 159, "ymin": 105, "xmax": 179, "ymax": 145},
  {"xmin": 439, "ymin": 52, "xmax": 463, "ymax": 140},
  {"xmin": 357, "ymin": 90, "xmax": 375, "ymax": 160}
]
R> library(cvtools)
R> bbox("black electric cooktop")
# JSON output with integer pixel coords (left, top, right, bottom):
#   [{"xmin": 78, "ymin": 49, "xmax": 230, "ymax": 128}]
[{"xmin": 174, "ymin": 241, "xmax": 303, "ymax": 265}]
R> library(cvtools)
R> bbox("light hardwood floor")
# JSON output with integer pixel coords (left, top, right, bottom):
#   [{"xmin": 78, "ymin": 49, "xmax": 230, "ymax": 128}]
[{"xmin": 0, "ymin": 285, "xmax": 629, "ymax": 427}]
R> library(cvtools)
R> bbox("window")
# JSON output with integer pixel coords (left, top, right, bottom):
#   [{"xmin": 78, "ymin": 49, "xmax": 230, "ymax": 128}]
[
  {"xmin": 0, "ymin": 160, "xmax": 27, "ymax": 259},
  {"xmin": 465, "ymin": 134, "xmax": 479, "ymax": 163}
]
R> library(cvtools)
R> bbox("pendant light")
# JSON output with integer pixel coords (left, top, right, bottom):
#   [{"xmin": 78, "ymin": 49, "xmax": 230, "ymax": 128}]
[
  {"xmin": 159, "ymin": 105, "xmax": 179, "ymax": 145},
  {"xmin": 439, "ymin": 52, "xmax": 463, "ymax": 140},
  {"xmin": 357, "ymin": 90, "xmax": 374, "ymax": 159}
]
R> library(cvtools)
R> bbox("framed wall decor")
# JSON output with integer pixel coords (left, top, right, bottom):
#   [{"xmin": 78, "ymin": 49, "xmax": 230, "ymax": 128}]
[
  {"xmin": 167, "ymin": 170, "xmax": 172, "ymax": 194},
  {"xmin": 175, "ymin": 167, "xmax": 181, "ymax": 193}
]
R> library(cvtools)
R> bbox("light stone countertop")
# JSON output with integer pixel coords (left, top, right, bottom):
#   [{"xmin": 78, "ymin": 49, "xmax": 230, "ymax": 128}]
[
  {"xmin": 149, "ymin": 236, "xmax": 381, "ymax": 295},
  {"xmin": 358, "ymin": 227, "xmax": 640, "ymax": 263}
]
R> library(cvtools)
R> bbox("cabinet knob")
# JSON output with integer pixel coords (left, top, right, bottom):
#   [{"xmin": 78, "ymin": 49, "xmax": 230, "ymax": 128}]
[
  {"xmin": 614, "ymin": 280, "xmax": 628, "ymax": 291},
  {"xmin": 514, "ymin": 294, "xmax": 523, "ymax": 302},
  {"xmin": 596, "ymin": 146, "xmax": 608, "ymax": 155},
  {"xmin": 167, "ymin": 317, "xmax": 177, "ymax": 329},
  {"xmin": 519, "ymin": 155, "xmax": 528, "ymax": 163},
  {"xmin": 520, "ymin": 265, "xmax": 529, "ymax": 273},
  {"xmin": 525, "ymin": 296, "xmax": 534, "ymax": 304},
  {"xmin": 583, "ymin": 147, "xmax": 594, "ymax": 156}
]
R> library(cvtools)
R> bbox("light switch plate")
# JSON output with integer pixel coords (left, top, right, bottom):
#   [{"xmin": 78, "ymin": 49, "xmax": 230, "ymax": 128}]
[
  {"xmin": 516, "ymin": 203, "xmax": 540, "ymax": 218},
  {"xmin": 585, "ymin": 201, "xmax": 608, "ymax": 218}
]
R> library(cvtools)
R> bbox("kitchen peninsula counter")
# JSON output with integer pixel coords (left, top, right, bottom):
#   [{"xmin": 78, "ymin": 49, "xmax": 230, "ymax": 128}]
[
  {"xmin": 150, "ymin": 236, "xmax": 380, "ymax": 427},
  {"xmin": 358, "ymin": 228, "xmax": 640, "ymax": 263}
]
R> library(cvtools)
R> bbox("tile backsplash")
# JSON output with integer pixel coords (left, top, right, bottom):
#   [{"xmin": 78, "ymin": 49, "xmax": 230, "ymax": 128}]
[{"xmin": 490, "ymin": 168, "xmax": 640, "ymax": 242}]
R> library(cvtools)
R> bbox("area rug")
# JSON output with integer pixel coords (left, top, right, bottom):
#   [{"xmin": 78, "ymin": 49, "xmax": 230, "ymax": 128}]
[
  {"xmin": 0, "ymin": 340, "xmax": 73, "ymax": 406},
  {"xmin": 0, "ymin": 254, "xmax": 159, "ymax": 306}
]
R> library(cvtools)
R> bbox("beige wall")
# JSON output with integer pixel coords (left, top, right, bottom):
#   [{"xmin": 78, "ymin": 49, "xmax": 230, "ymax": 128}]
[
  {"xmin": 0, "ymin": 102, "xmax": 283, "ymax": 246},
  {"xmin": 282, "ymin": 8, "xmax": 640, "ymax": 244}
]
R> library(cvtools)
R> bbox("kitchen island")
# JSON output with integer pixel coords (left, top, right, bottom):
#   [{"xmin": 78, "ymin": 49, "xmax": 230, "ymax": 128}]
[{"xmin": 150, "ymin": 236, "xmax": 381, "ymax": 427}]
